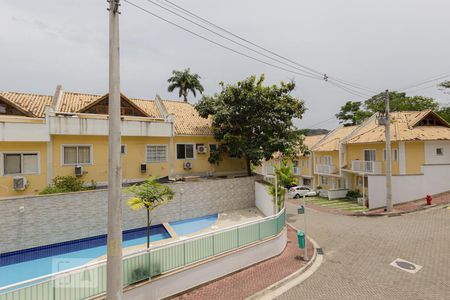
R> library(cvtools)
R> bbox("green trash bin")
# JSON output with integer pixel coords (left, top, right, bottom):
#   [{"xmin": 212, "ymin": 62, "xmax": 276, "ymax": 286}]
[
  {"xmin": 297, "ymin": 205, "xmax": 305, "ymax": 214},
  {"xmin": 297, "ymin": 230, "xmax": 305, "ymax": 249}
]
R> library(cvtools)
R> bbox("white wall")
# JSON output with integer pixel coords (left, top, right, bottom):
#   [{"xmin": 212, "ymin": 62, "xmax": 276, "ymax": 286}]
[
  {"xmin": 0, "ymin": 121, "xmax": 49, "ymax": 142},
  {"xmin": 255, "ymin": 181, "xmax": 276, "ymax": 216},
  {"xmin": 328, "ymin": 189, "xmax": 348, "ymax": 200},
  {"xmin": 123, "ymin": 229, "xmax": 287, "ymax": 300},
  {"xmin": 368, "ymin": 164, "xmax": 450, "ymax": 209},
  {"xmin": 425, "ymin": 141, "xmax": 450, "ymax": 164}
]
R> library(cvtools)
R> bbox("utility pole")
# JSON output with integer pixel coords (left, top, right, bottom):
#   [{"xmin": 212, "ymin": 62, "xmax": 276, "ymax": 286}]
[
  {"xmin": 106, "ymin": 0, "xmax": 123, "ymax": 299},
  {"xmin": 384, "ymin": 89, "xmax": 393, "ymax": 212}
]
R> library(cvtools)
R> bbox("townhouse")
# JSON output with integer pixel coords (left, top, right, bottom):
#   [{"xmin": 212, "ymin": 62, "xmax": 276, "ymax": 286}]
[
  {"xmin": 0, "ymin": 86, "xmax": 246, "ymax": 197},
  {"xmin": 259, "ymin": 109, "xmax": 450, "ymax": 208}
]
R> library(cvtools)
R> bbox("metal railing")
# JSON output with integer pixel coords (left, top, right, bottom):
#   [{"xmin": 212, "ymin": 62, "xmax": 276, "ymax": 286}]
[
  {"xmin": 351, "ymin": 160, "xmax": 382, "ymax": 174},
  {"xmin": 0, "ymin": 209, "xmax": 286, "ymax": 300},
  {"xmin": 315, "ymin": 164, "xmax": 337, "ymax": 174}
]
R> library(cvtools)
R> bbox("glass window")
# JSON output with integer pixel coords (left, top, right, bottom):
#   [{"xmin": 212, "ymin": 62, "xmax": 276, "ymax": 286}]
[
  {"xmin": 121, "ymin": 145, "xmax": 127, "ymax": 155},
  {"xmin": 3, "ymin": 153, "xmax": 38, "ymax": 175},
  {"xmin": 364, "ymin": 150, "xmax": 376, "ymax": 161},
  {"xmin": 323, "ymin": 156, "xmax": 332, "ymax": 165},
  {"xmin": 436, "ymin": 148, "xmax": 444, "ymax": 156},
  {"xmin": 209, "ymin": 144, "xmax": 218, "ymax": 152},
  {"xmin": 383, "ymin": 149, "xmax": 398, "ymax": 161},
  {"xmin": 177, "ymin": 144, "xmax": 194, "ymax": 159},
  {"xmin": 146, "ymin": 145, "xmax": 167, "ymax": 162},
  {"xmin": 63, "ymin": 146, "xmax": 92, "ymax": 165}
]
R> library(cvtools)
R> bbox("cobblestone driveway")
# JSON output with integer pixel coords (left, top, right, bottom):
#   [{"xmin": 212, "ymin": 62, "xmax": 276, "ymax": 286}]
[{"xmin": 279, "ymin": 202, "xmax": 450, "ymax": 300}]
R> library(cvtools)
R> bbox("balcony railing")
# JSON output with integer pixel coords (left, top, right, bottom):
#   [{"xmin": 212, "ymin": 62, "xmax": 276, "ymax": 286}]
[
  {"xmin": 0, "ymin": 209, "xmax": 286, "ymax": 300},
  {"xmin": 351, "ymin": 160, "xmax": 382, "ymax": 174},
  {"xmin": 293, "ymin": 167, "xmax": 301, "ymax": 175},
  {"xmin": 315, "ymin": 164, "xmax": 337, "ymax": 175}
]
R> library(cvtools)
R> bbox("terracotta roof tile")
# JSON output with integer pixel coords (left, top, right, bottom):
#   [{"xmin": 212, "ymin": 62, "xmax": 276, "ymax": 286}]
[
  {"xmin": 0, "ymin": 92, "xmax": 52, "ymax": 117},
  {"xmin": 161, "ymin": 100, "xmax": 212, "ymax": 135},
  {"xmin": 345, "ymin": 111, "xmax": 450, "ymax": 143},
  {"xmin": 312, "ymin": 126, "xmax": 357, "ymax": 152}
]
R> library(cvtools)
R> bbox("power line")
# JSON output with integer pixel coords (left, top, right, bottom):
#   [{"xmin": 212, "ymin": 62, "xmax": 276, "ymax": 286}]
[
  {"xmin": 143, "ymin": 0, "xmax": 378, "ymax": 96},
  {"xmin": 160, "ymin": 0, "xmax": 379, "ymax": 95},
  {"xmin": 143, "ymin": 0, "xmax": 324, "ymax": 80},
  {"xmin": 123, "ymin": 0, "xmax": 324, "ymax": 80},
  {"xmin": 397, "ymin": 72, "xmax": 450, "ymax": 92},
  {"xmin": 306, "ymin": 116, "xmax": 337, "ymax": 128}
]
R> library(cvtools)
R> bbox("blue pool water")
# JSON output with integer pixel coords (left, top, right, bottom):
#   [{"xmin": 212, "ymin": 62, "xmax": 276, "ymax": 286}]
[
  {"xmin": 170, "ymin": 214, "xmax": 218, "ymax": 236},
  {"xmin": 0, "ymin": 214, "xmax": 218, "ymax": 288}
]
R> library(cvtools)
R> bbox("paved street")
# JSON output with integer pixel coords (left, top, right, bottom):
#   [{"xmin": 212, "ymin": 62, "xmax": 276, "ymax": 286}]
[{"xmin": 279, "ymin": 200, "xmax": 450, "ymax": 300}]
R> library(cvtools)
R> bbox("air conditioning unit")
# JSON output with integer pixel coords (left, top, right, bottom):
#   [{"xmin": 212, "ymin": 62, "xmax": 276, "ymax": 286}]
[
  {"xmin": 75, "ymin": 165, "xmax": 83, "ymax": 177},
  {"xmin": 141, "ymin": 163, "xmax": 147, "ymax": 173},
  {"xmin": 183, "ymin": 161, "xmax": 193, "ymax": 170},
  {"xmin": 197, "ymin": 145, "xmax": 207, "ymax": 154},
  {"xmin": 13, "ymin": 176, "xmax": 27, "ymax": 191}
]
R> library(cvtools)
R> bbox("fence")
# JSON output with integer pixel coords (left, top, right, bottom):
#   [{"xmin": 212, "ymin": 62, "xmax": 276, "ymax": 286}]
[{"xmin": 0, "ymin": 209, "xmax": 285, "ymax": 300}]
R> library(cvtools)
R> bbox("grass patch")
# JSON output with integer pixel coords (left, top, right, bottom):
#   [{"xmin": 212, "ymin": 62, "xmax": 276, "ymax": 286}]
[{"xmin": 303, "ymin": 196, "xmax": 368, "ymax": 212}]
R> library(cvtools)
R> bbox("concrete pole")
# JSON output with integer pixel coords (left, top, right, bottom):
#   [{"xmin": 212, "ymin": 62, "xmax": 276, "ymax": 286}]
[
  {"xmin": 385, "ymin": 90, "xmax": 393, "ymax": 212},
  {"xmin": 303, "ymin": 194, "xmax": 308, "ymax": 261},
  {"xmin": 106, "ymin": 1, "xmax": 123, "ymax": 299}
]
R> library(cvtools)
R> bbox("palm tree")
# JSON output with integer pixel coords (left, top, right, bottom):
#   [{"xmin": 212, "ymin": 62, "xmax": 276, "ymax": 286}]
[
  {"xmin": 126, "ymin": 177, "xmax": 175, "ymax": 248},
  {"xmin": 268, "ymin": 159, "xmax": 298, "ymax": 211},
  {"xmin": 167, "ymin": 68, "xmax": 204, "ymax": 102}
]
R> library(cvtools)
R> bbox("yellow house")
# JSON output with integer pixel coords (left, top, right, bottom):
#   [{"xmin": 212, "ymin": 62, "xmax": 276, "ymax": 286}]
[
  {"xmin": 293, "ymin": 135, "xmax": 325, "ymax": 187},
  {"xmin": 310, "ymin": 125, "xmax": 357, "ymax": 195},
  {"xmin": 0, "ymin": 87, "xmax": 246, "ymax": 197},
  {"xmin": 340, "ymin": 110, "xmax": 450, "ymax": 208}
]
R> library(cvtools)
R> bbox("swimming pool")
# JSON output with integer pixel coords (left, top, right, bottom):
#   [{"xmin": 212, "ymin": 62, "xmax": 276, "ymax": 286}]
[
  {"xmin": 0, "ymin": 213, "xmax": 218, "ymax": 288},
  {"xmin": 170, "ymin": 214, "xmax": 218, "ymax": 236}
]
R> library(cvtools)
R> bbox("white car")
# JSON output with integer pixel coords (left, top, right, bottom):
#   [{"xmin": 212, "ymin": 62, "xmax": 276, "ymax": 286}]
[{"xmin": 288, "ymin": 186, "xmax": 317, "ymax": 198}]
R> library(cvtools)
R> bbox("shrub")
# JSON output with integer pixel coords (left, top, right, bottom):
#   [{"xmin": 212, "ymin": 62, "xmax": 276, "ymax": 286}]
[
  {"xmin": 316, "ymin": 186, "xmax": 323, "ymax": 190},
  {"xmin": 346, "ymin": 190, "xmax": 362, "ymax": 199},
  {"xmin": 40, "ymin": 176, "xmax": 93, "ymax": 195}
]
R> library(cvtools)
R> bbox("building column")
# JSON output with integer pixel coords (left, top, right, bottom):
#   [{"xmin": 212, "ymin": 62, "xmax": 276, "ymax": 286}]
[{"xmin": 399, "ymin": 141, "xmax": 406, "ymax": 175}]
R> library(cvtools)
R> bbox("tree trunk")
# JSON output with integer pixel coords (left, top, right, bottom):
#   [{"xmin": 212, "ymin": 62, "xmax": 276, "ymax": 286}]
[
  {"xmin": 245, "ymin": 157, "xmax": 252, "ymax": 176},
  {"xmin": 146, "ymin": 209, "xmax": 150, "ymax": 249},
  {"xmin": 183, "ymin": 93, "xmax": 188, "ymax": 102}
]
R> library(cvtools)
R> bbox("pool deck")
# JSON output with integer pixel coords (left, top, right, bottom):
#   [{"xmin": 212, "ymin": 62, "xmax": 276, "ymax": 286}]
[{"xmin": 119, "ymin": 207, "xmax": 265, "ymax": 256}]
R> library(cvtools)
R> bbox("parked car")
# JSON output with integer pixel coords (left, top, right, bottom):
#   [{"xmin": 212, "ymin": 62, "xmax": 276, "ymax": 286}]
[{"xmin": 288, "ymin": 186, "xmax": 317, "ymax": 198}]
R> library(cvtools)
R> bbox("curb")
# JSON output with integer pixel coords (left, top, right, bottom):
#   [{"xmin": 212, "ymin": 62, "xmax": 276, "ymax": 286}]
[
  {"xmin": 246, "ymin": 224, "xmax": 323, "ymax": 300},
  {"xmin": 353, "ymin": 202, "xmax": 449, "ymax": 217}
]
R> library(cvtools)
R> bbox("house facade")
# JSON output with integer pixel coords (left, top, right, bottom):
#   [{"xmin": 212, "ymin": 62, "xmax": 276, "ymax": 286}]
[
  {"xmin": 258, "ymin": 110, "xmax": 450, "ymax": 208},
  {"xmin": 0, "ymin": 87, "xmax": 246, "ymax": 197}
]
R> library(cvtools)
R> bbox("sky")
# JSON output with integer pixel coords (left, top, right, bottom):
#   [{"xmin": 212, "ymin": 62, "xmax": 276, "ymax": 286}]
[{"xmin": 1, "ymin": 0, "xmax": 450, "ymax": 129}]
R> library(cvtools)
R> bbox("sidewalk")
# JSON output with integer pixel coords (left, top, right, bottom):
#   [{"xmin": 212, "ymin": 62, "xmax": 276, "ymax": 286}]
[
  {"xmin": 290, "ymin": 190, "xmax": 450, "ymax": 217},
  {"xmin": 168, "ymin": 226, "xmax": 314, "ymax": 300},
  {"xmin": 359, "ymin": 190, "xmax": 450, "ymax": 216}
]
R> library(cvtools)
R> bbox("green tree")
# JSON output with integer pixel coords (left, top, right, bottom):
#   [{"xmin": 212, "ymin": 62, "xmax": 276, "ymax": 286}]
[
  {"xmin": 438, "ymin": 80, "xmax": 450, "ymax": 92},
  {"xmin": 195, "ymin": 74, "xmax": 306, "ymax": 176},
  {"xmin": 335, "ymin": 101, "xmax": 372, "ymax": 125},
  {"xmin": 268, "ymin": 159, "xmax": 298, "ymax": 211},
  {"xmin": 126, "ymin": 177, "xmax": 175, "ymax": 248},
  {"xmin": 167, "ymin": 68, "xmax": 204, "ymax": 102},
  {"xmin": 438, "ymin": 105, "xmax": 450, "ymax": 123},
  {"xmin": 365, "ymin": 92, "xmax": 439, "ymax": 113}
]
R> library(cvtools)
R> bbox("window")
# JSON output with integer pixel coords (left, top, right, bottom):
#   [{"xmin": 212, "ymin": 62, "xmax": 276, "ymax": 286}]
[
  {"xmin": 436, "ymin": 148, "xmax": 444, "ymax": 156},
  {"xmin": 209, "ymin": 144, "xmax": 218, "ymax": 152},
  {"xmin": 63, "ymin": 145, "xmax": 92, "ymax": 165},
  {"xmin": 303, "ymin": 178, "xmax": 311, "ymax": 186},
  {"xmin": 323, "ymin": 156, "xmax": 332, "ymax": 165},
  {"xmin": 364, "ymin": 150, "xmax": 376, "ymax": 161},
  {"xmin": 146, "ymin": 145, "xmax": 167, "ymax": 162},
  {"xmin": 383, "ymin": 149, "xmax": 398, "ymax": 161},
  {"xmin": 320, "ymin": 176, "xmax": 328, "ymax": 185},
  {"xmin": 176, "ymin": 144, "xmax": 194, "ymax": 159},
  {"xmin": 294, "ymin": 160, "xmax": 299, "ymax": 167},
  {"xmin": 0, "ymin": 104, "xmax": 6, "ymax": 113},
  {"xmin": 3, "ymin": 153, "xmax": 39, "ymax": 175},
  {"xmin": 121, "ymin": 145, "xmax": 127, "ymax": 155}
]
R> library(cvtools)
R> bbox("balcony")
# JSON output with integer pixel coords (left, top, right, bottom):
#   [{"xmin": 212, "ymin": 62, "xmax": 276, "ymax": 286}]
[
  {"xmin": 351, "ymin": 160, "xmax": 382, "ymax": 174},
  {"xmin": 293, "ymin": 167, "xmax": 301, "ymax": 175},
  {"xmin": 315, "ymin": 164, "xmax": 337, "ymax": 175}
]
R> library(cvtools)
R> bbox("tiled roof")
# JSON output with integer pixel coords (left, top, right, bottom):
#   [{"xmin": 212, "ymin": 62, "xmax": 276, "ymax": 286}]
[
  {"xmin": 0, "ymin": 92, "xmax": 53, "ymax": 117},
  {"xmin": 312, "ymin": 126, "xmax": 357, "ymax": 152},
  {"xmin": 161, "ymin": 100, "xmax": 212, "ymax": 135},
  {"xmin": 59, "ymin": 92, "xmax": 162, "ymax": 118},
  {"xmin": 345, "ymin": 111, "xmax": 450, "ymax": 144},
  {"xmin": 303, "ymin": 135, "xmax": 326, "ymax": 149}
]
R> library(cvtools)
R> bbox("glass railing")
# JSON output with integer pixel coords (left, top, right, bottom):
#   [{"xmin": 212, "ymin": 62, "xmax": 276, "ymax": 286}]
[{"xmin": 0, "ymin": 208, "xmax": 286, "ymax": 300}]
